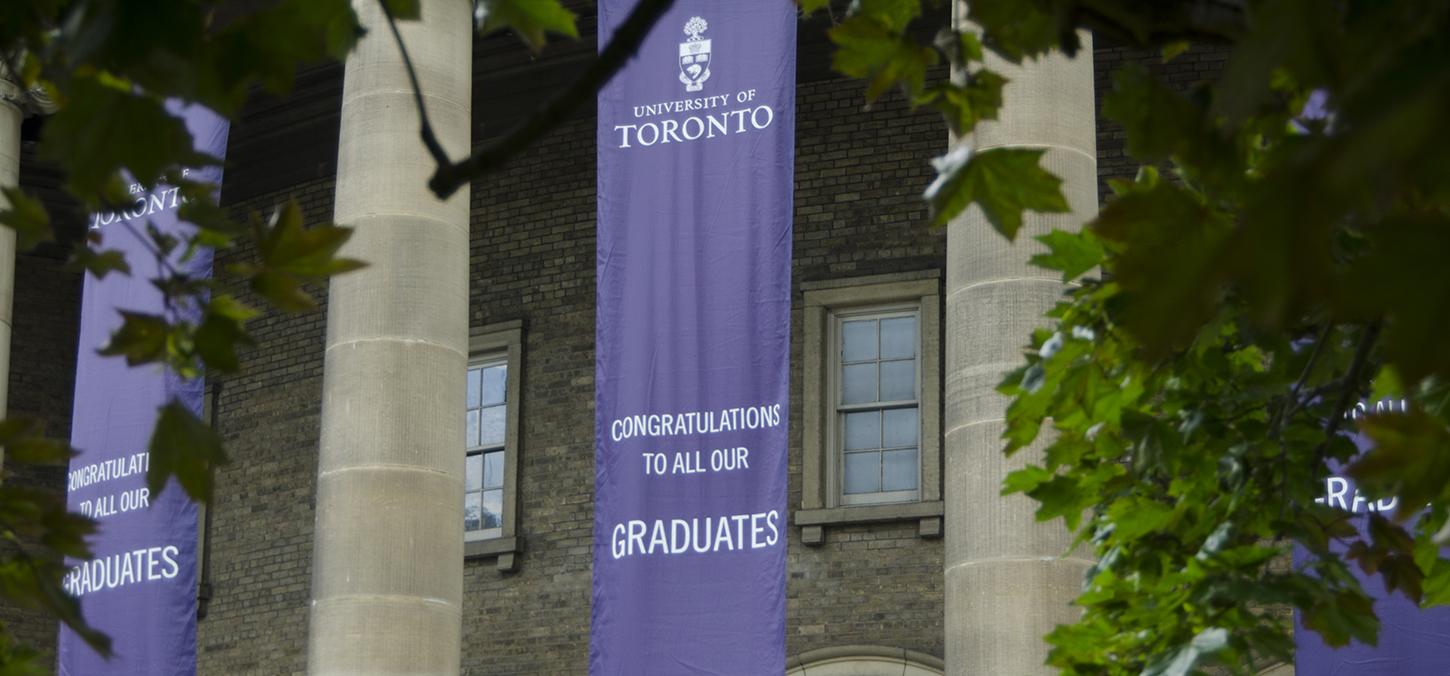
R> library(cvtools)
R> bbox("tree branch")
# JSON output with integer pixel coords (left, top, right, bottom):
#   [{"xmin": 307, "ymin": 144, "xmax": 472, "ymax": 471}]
[
  {"xmin": 1323, "ymin": 320, "xmax": 1383, "ymax": 443},
  {"xmin": 427, "ymin": 0, "xmax": 676, "ymax": 198},
  {"xmin": 376, "ymin": 0, "xmax": 450, "ymax": 168},
  {"xmin": 1273, "ymin": 322, "xmax": 1335, "ymax": 437}
]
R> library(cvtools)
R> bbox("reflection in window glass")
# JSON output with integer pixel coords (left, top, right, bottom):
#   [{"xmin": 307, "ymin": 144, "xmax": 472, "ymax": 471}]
[
  {"xmin": 465, "ymin": 359, "xmax": 508, "ymax": 537},
  {"xmin": 837, "ymin": 311, "xmax": 919, "ymax": 503}
]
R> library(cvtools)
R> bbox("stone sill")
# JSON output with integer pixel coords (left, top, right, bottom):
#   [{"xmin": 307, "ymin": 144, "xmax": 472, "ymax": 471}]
[
  {"xmin": 464, "ymin": 535, "xmax": 522, "ymax": 572},
  {"xmin": 795, "ymin": 500, "xmax": 943, "ymax": 545}
]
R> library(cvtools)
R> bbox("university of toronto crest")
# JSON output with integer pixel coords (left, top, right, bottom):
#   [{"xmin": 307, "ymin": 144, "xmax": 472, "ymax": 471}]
[{"xmin": 679, "ymin": 16, "xmax": 711, "ymax": 92}]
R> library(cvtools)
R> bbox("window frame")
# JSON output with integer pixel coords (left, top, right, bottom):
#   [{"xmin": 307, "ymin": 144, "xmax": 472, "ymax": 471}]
[
  {"xmin": 464, "ymin": 354, "xmax": 508, "ymax": 541},
  {"xmin": 798, "ymin": 272, "xmax": 942, "ymax": 545},
  {"xmin": 463, "ymin": 321, "xmax": 524, "ymax": 570},
  {"xmin": 830, "ymin": 305, "xmax": 923, "ymax": 506}
]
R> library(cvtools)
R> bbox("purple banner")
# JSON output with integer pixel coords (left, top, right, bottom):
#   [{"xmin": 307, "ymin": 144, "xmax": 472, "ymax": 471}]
[
  {"xmin": 59, "ymin": 104, "xmax": 228, "ymax": 675},
  {"xmin": 591, "ymin": 1, "xmax": 794, "ymax": 673},
  {"xmin": 1295, "ymin": 399, "xmax": 1450, "ymax": 673}
]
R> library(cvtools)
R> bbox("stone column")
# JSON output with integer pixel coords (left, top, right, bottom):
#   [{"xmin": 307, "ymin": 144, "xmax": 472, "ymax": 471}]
[
  {"xmin": 943, "ymin": 5, "xmax": 1098, "ymax": 675},
  {"xmin": 306, "ymin": 0, "xmax": 471, "ymax": 672},
  {"xmin": 0, "ymin": 75, "xmax": 23, "ymax": 425},
  {"xmin": 0, "ymin": 73, "xmax": 52, "ymax": 436}
]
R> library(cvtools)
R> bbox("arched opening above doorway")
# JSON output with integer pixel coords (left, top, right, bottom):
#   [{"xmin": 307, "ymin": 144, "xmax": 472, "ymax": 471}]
[{"xmin": 786, "ymin": 645, "xmax": 944, "ymax": 676}]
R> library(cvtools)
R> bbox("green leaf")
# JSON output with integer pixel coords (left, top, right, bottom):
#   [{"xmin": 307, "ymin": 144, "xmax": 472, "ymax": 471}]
[
  {"xmin": 917, "ymin": 70, "xmax": 1006, "ymax": 136},
  {"xmin": 0, "ymin": 417, "xmax": 74, "ymax": 466},
  {"xmin": 1002, "ymin": 465, "xmax": 1052, "ymax": 495},
  {"xmin": 1302, "ymin": 588, "xmax": 1378, "ymax": 647},
  {"xmin": 0, "ymin": 188, "xmax": 53, "ymax": 252},
  {"xmin": 1108, "ymin": 497, "xmax": 1175, "ymax": 541},
  {"xmin": 1349, "ymin": 410, "xmax": 1450, "ymax": 515},
  {"xmin": 39, "ymin": 77, "xmax": 210, "ymax": 198},
  {"xmin": 797, "ymin": 0, "xmax": 832, "ymax": 15},
  {"xmin": 208, "ymin": 294, "xmax": 259, "ymax": 322},
  {"xmin": 1031, "ymin": 229, "xmax": 1104, "ymax": 282},
  {"xmin": 1161, "ymin": 41, "xmax": 1190, "ymax": 63},
  {"xmin": 1424, "ymin": 563, "xmax": 1450, "ymax": 607},
  {"xmin": 924, "ymin": 146, "xmax": 1069, "ymax": 236},
  {"xmin": 829, "ymin": 15, "xmax": 937, "ymax": 101},
  {"xmin": 238, "ymin": 201, "xmax": 365, "ymax": 313},
  {"xmin": 194, "ymin": 311, "xmax": 253, "ymax": 374},
  {"xmin": 0, "ymin": 478, "xmax": 108, "ymax": 655},
  {"xmin": 1142, "ymin": 627, "xmax": 1229, "ymax": 676},
  {"xmin": 147, "ymin": 401, "xmax": 227, "ymax": 502},
  {"xmin": 849, "ymin": 0, "xmax": 920, "ymax": 33},
  {"xmin": 1339, "ymin": 217, "xmax": 1450, "ymax": 386},
  {"xmin": 4, "ymin": 435, "xmax": 75, "ymax": 467},
  {"xmin": 964, "ymin": 0, "xmax": 1062, "ymax": 63},
  {"xmin": 1091, "ymin": 181, "xmax": 1231, "ymax": 355},
  {"xmin": 97, "ymin": 312, "xmax": 170, "ymax": 366},
  {"xmin": 1102, "ymin": 66, "xmax": 1242, "ymax": 193},
  {"xmin": 1026, "ymin": 474, "xmax": 1088, "ymax": 529},
  {"xmin": 958, "ymin": 31, "xmax": 984, "ymax": 63},
  {"xmin": 250, "ymin": 270, "xmax": 316, "ymax": 313},
  {"xmin": 258, "ymin": 201, "xmax": 365, "ymax": 278},
  {"xmin": 474, "ymin": 0, "xmax": 578, "ymax": 51},
  {"xmin": 1371, "ymin": 366, "xmax": 1406, "ymax": 403},
  {"xmin": 69, "ymin": 247, "xmax": 131, "ymax": 280}
]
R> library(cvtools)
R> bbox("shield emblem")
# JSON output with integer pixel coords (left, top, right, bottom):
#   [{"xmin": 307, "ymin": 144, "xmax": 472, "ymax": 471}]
[{"xmin": 678, "ymin": 39, "xmax": 711, "ymax": 92}]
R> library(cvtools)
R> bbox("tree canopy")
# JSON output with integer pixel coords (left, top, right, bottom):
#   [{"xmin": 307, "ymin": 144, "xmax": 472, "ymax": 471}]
[{"xmin": 1, "ymin": 0, "xmax": 1448, "ymax": 673}]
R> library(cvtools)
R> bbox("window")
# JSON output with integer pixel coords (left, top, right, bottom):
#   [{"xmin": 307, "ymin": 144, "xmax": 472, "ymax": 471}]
[
  {"xmin": 798, "ymin": 273, "xmax": 942, "ymax": 545},
  {"xmin": 464, "ymin": 358, "xmax": 508, "ymax": 538},
  {"xmin": 836, "ymin": 310, "xmax": 920, "ymax": 504},
  {"xmin": 464, "ymin": 321, "xmax": 524, "ymax": 570}
]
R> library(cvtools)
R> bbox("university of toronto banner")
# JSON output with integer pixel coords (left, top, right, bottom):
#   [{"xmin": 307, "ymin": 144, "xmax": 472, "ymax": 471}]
[
  {"xmin": 1295, "ymin": 399, "xmax": 1450, "ymax": 672},
  {"xmin": 59, "ymin": 104, "xmax": 228, "ymax": 675},
  {"xmin": 591, "ymin": 1, "xmax": 795, "ymax": 673}
]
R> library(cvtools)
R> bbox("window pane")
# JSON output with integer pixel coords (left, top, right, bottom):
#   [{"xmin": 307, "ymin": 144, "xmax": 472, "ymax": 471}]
[
  {"xmin": 880, "ymin": 316, "xmax": 916, "ymax": 359},
  {"xmin": 841, "ymin": 319, "xmax": 877, "ymax": 362},
  {"xmin": 479, "ymin": 405, "xmax": 506, "ymax": 447},
  {"xmin": 882, "ymin": 448, "xmax": 919, "ymax": 492},
  {"xmin": 843, "ymin": 452, "xmax": 880, "ymax": 494},
  {"xmin": 880, "ymin": 360, "xmax": 915, "ymax": 401},
  {"xmin": 841, "ymin": 363, "xmax": 877, "ymax": 404},
  {"xmin": 464, "ymin": 492, "xmax": 482, "ymax": 531},
  {"xmin": 883, "ymin": 407, "xmax": 918, "ymax": 448},
  {"xmin": 484, "ymin": 451, "xmax": 504, "ymax": 490},
  {"xmin": 482, "ymin": 364, "xmax": 507, "ymax": 405},
  {"xmin": 466, "ymin": 368, "xmax": 482, "ymax": 408},
  {"xmin": 481, "ymin": 489, "xmax": 504, "ymax": 530},
  {"xmin": 465, "ymin": 454, "xmax": 483, "ymax": 491},
  {"xmin": 466, "ymin": 410, "xmax": 480, "ymax": 448},
  {"xmin": 844, "ymin": 411, "xmax": 881, "ymax": 451}
]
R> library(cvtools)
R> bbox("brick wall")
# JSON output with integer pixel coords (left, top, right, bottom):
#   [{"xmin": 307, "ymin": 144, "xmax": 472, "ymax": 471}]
[
  {"xmin": 193, "ymin": 70, "xmax": 948, "ymax": 673},
  {"xmin": 1093, "ymin": 42, "xmax": 1234, "ymax": 201},
  {"xmin": 0, "ymin": 251, "xmax": 81, "ymax": 663},
  {"xmin": 786, "ymin": 77, "xmax": 946, "ymax": 660},
  {"xmin": 3, "ymin": 34, "xmax": 1233, "ymax": 676},
  {"xmin": 194, "ymin": 181, "xmax": 333, "ymax": 674}
]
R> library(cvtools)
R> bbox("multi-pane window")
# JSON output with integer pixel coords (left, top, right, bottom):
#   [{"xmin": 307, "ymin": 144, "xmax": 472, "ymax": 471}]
[
  {"xmin": 799, "ymin": 276, "xmax": 940, "ymax": 543},
  {"xmin": 465, "ymin": 359, "xmax": 507, "ymax": 539},
  {"xmin": 837, "ymin": 310, "xmax": 920, "ymax": 504}
]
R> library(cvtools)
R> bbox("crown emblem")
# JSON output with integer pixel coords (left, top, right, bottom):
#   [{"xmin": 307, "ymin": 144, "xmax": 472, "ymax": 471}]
[{"xmin": 678, "ymin": 17, "xmax": 713, "ymax": 92}]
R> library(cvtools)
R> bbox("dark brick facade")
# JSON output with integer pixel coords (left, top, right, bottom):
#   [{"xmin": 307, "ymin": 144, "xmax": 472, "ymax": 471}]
[
  {"xmin": 2, "ymin": 27, "xmax": 1230, "ymax": 675},
  {"xmin": 0, "ymin": 251, "xmax": 81, "ymax": 662}
]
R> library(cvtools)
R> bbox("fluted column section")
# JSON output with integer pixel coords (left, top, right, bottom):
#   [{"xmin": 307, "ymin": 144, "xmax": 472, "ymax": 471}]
[
  {"xmin": 0, "ymin": 76, "xmax": 22, "ymax": 426},
  {"xmin": 306, "ymin": 1, "xmax": 471, "ymax": 673},
  {"xmin": 943, "ymin": 5, "xmax": 1098, "ymax": 674}
]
